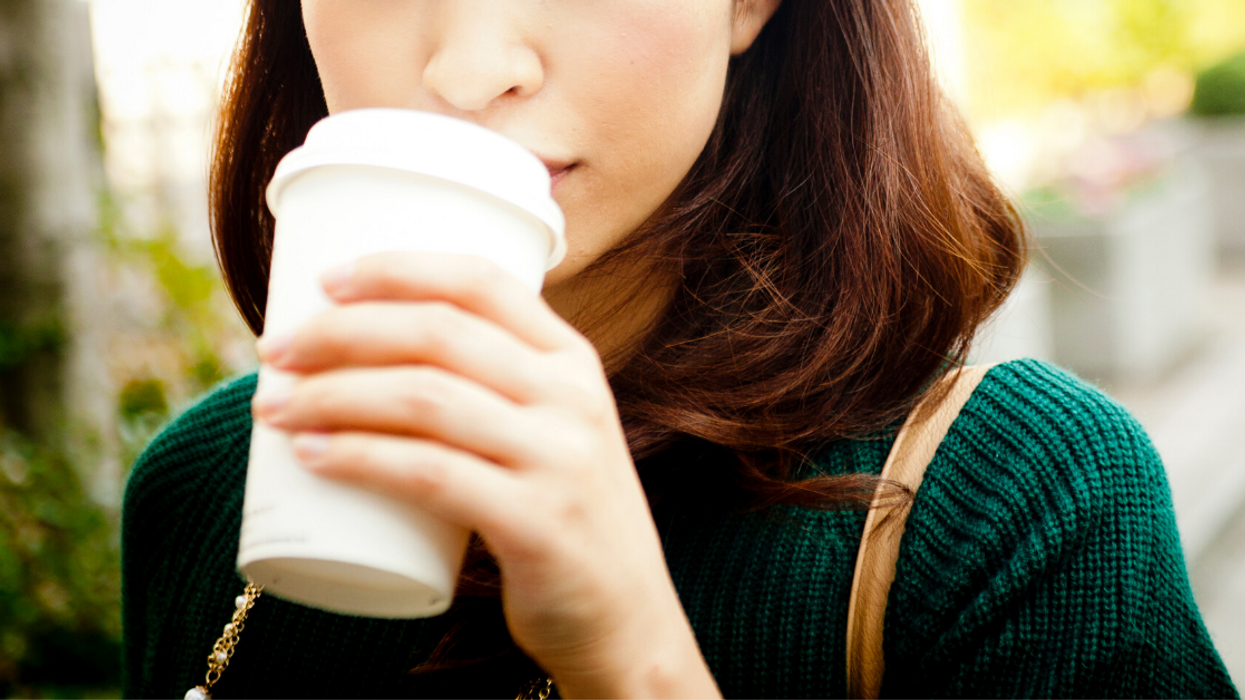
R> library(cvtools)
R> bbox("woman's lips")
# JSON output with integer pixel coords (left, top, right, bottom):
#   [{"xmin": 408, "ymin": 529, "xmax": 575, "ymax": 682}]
[{"xmin": 540, "ymin": 159, "xmax": 577, "ymax": 193}]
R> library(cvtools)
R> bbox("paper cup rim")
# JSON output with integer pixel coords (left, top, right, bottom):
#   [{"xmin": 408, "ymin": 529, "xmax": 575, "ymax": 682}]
[{"xmin": 265, "ymin": 109, "xmax": 567, "ymax": 270}]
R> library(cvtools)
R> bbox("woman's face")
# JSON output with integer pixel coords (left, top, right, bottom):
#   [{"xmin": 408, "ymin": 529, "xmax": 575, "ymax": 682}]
[{"xmin": 301, "ymin": 0, "xmax": 779, "ymax": 290}]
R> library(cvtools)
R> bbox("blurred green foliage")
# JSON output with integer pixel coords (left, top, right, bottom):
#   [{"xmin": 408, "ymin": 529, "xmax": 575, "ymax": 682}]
[
  {"xmin": 94, "ymin": 192, "xmax": 233, "ymax": 468},
  {"xmin": 964, "ymin": 0, "xmax": 1245, "ymax": 119},
  {"xmin": 1, "ymin": 192, "xmax": 246, "ymax": 697},
  {"xmin": 0, "ymin": 431, "xmax": 121, "ymax": 698},
  {"xmin": 0, "ymin": 316, "xmax": 66, "ymax": 371},
  {"xmin": 116, "ymin": 378, "xmax": 172, "ymax": 479},
  {"xmin": 95, "ymin": 193, "xmax": 229, "ymax": 375},
  {"xmin": 118, "ymin": 378, "xmax": 168, "ymax": 421},
  {"xmin": 1191, "ymin": 51, "xmax": 1245, "ymax": 116}
]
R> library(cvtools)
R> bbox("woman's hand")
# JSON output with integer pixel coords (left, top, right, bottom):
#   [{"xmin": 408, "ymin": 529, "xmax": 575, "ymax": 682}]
[{"xmin": 250, "ymin": 252, "xmax": 720, "ymax": 699}]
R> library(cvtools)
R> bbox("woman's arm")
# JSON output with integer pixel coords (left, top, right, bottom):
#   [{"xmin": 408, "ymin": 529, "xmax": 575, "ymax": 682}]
[{"xmin": 250, "ymin": 251, "xmax": 721, "ymax": 699}]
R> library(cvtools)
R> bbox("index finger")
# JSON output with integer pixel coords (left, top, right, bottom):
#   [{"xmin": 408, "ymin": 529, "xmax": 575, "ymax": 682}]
[{"xmin": 322, "ymin": 252, "xmax": 584, "ymax": 353}]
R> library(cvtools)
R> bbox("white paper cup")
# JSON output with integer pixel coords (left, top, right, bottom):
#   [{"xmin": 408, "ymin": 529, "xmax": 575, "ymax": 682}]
[{"xmin": 237, "ymin": 109, "xmax": 566, "ymax": 618}]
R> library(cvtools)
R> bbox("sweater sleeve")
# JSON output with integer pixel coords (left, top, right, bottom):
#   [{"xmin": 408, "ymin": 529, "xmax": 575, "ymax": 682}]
[{"xmin": 882, "ymin": 360, "xmax": 1238, "ymax": 699}]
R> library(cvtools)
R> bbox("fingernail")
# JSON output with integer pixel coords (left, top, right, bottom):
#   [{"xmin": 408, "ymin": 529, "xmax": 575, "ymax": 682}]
[
  {"xmin": 321, "ymin": 263, "xmax": 355, "ymax": 297},
  {"xmin": 292, "ymin": 433, "xmax": 331, "ymax": 465},
  {"xmin": 252, "ymin": 386, "xmax": 291, "ymax": 419},
  {"xmin": 256, "ymin": 332, "xmax": 294, "ymax": 365}
]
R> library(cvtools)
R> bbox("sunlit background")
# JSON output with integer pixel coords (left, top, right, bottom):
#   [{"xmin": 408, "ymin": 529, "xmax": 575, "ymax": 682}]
[{"xmin": 1, "ymin": 0, "xmax": 1243, "ymax": 695}]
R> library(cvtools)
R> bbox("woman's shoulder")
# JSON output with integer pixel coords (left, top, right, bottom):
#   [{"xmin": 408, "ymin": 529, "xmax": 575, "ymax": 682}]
[
  {"xmin": 883, "ymin": 359, "xmax": 1236, "ymax": 697},
  {"xmin": 965, "ymin": 357, "xmax": 1156, "ymax": 462},
  {"xmin": 122, "ymin": 371, "xmax": 258, "ymax": 535},
  {"xmin": 915, "ymin": 357, "xmax": 1170, "ymax": 577},
  {"xmin": 886, "ymin": 358, "xmax": 1167, "ymax": 541},
  {"xmin": 937, "ymin": 358, "xmax": 1166, "ymax": 510},
  {"xmin": 131, "ymin": 371, "xmax": 258, "ymax": 471}
]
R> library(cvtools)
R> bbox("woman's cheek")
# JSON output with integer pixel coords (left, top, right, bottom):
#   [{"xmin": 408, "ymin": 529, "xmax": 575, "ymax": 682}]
[
  {"xmin": 594, "ymin": 2, "xmax": 730, "ymax": 119},
  {"xmin": 304, "ymin": 3, "xmax": 428, "ymax": 113},
  {"xmin": 561, "ymin": 14, "xmax": 729, "ymax": 229}
]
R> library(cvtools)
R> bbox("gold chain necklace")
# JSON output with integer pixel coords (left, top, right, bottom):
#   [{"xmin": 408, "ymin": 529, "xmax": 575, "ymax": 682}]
[
  {"xmin": 184, "ymin": 582, "xmax": 262, "ymax": 700},
  {"xmin": 515, "ymin": 676, "xmax": 556, "ymax": 700},
  {"xmin": 184, "ymin": 583, "xmax": 555, "ymax": 700}
]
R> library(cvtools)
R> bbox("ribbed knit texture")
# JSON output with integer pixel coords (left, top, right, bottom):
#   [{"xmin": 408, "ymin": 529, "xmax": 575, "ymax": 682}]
[{"xmin": 121, "ymin": 359, "xmax": 1238, "ymax": 698}]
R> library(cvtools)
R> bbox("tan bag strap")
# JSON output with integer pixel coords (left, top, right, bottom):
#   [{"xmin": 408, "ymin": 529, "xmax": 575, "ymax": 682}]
[{"xmin": 845, "ymin": 364, "xmax": 994, "ymax": 699}]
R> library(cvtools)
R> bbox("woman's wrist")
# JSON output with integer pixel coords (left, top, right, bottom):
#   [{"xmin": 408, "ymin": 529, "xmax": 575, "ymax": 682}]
[{"xmin": 550, "ymin": 614, "xmax": 721, "ymax": 699}]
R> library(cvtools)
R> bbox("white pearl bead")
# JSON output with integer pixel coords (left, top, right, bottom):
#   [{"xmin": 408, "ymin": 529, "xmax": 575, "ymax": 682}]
[
  {"xmin": 185, "ymin": 686, "xmax": 211, "ymax": 700},
  {"xmin": 214, "ymin": 650, "xmax": 228, "ymax": 664},
  {"xmin": 235, "ymin": 595, "xmax": 246, "ymax": 609}
]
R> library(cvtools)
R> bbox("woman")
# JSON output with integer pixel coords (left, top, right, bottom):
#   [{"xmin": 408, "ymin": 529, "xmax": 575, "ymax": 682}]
[{"xmin": 122, "ymin": 0, "xmax": 1238, "ymax": 697}]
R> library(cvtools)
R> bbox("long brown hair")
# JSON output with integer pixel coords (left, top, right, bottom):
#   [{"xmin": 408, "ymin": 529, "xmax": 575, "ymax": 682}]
[{"xmin": 211, "ymin": 0, "xmax": 1025, "ymax": 673}]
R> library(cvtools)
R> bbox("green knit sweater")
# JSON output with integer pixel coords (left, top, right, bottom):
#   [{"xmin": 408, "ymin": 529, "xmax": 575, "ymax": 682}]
[{"xmin": 121, "ymin": 359, "xmax": 1237, "ymax": 698}]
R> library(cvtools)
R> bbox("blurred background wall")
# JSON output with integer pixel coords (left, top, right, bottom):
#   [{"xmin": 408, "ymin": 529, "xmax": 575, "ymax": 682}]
[{"xmin": 0, "ymin": 0, "xmax": 1243, "ymax": 695}]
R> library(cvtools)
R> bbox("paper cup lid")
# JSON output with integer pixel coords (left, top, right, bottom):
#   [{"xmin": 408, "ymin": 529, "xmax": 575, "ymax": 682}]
[{"xmin": 266, "ymin": 109, "xmax": 567, "ymax": 269}]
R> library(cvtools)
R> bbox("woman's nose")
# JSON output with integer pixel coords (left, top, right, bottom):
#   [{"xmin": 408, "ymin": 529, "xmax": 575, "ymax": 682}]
[{"xmin": 421, "ymin": 6, "xmax": 544, "ymax": 113}]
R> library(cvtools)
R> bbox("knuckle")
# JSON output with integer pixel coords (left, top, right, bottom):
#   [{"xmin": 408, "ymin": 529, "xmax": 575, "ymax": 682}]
[
  {"xmin": 296, "ymin": 378, "xmax": 338, "ymax": 417},
  {"xmin": 564, "ymin": 338, "xmax": 608, "ymax": 377},
  {"xmin": 403, "ymin": 450, "xmax": 452, "ymax": 496},
  {"xmin": 533, "ymin": 414, "xmax": 596, "ymax": 470},
  {"xmin": 419, "ymin": 303, "xmax": 464, "ymax": 354},
  {"xmin": 547, "ymin": 370, "xmax": 611, "ymax": 426},
  {"xmin": 367, "ymin": 254, "xmax": 400, "ymax": 282},
  {"xmin": 330, "ymin": 434, "xmax": 368, "ymax": 471},
  {"xmin": 567, "ymin": 387, "xmax": 608, "ymax": 426},
  {"xmin": 465, "ymin": 482, "xmax": 524, "ymax": 538},
  {"xmin": 546, "ymin": 488, "xmax": 590, "ymax": 530},
  {"xmin": 364, "ymin": 255, "xmax": 414, "ymax": 296},
  {"xmin": 309, "ymin": 432, "xmax": 371, "ymax": 479},
  {"xmin": 308, "ymin": 308, "xmax": 353, "ymax": 350},
  {"xmin": 397, "ymin": 369, "xmax": 450, "ymax": 419},
  {"xmin": 561, "ymin": 430, "xmax": 598, "ymax": 468}
]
